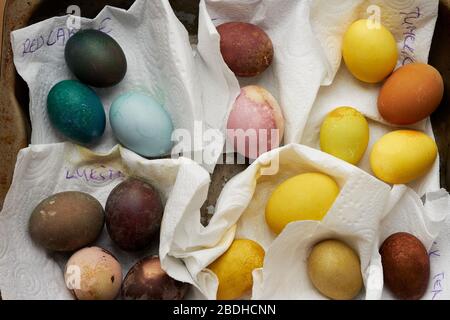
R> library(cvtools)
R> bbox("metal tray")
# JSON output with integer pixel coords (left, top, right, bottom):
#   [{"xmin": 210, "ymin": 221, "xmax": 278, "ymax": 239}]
[{"xmin": 0, "ymin": 0, "xmax": 449, "ymax": 216}]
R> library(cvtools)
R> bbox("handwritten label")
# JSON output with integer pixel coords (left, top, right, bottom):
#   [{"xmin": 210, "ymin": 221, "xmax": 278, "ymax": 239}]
[
  {"xmin": 399, "ymin": 7, "xmax": 421, "ymax": 65},
  {"xmin": 429, "ymin": 242, "xmax": 445, "ymax": 300},
  {"xmin": 65, "ymin": 165, "xmax": 124, "ymax": 184},
  {"xmin": 21, "ymin": 17, "xmax": 112, "ymax": 57}
]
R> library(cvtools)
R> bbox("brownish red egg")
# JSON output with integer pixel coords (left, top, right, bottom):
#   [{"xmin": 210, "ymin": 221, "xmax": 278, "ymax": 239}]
[{"xmin": 380, "ymin": 232, "xmax": 430, "ymax": 300}]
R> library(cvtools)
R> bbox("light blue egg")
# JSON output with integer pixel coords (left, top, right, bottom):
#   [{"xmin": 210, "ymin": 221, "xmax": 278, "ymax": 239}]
[{"xmin": 110, "ymin": 92, "xmax": 174, "ymax": 157}]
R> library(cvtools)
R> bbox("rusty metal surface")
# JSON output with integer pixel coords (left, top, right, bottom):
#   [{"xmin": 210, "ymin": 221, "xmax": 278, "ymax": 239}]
[{"xmin": 0, "ymin": 0, "xmax": 449, "ymax": 215}]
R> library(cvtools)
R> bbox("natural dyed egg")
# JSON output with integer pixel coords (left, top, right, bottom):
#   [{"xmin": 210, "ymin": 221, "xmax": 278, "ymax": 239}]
[
  {"xmin": 64, "ymin": 247, "xmax": 122, "ymax": 300},
  {"xmin": 380, "ymin": 233, "xmax": 429, "ymax": 300},
  {"xmin": 378, "ymin": 63, "xmax": 444, "ymax": 125},
  {"xmin": 320, "ymin": 107, "xmax": 369, "ymax": 165},
  {"xmin": 265, "ymin": 173, "xmax": 339, "ymax": 235},
  {"xmin": 122, "ymin": 256, "xmax": 190, "ymax": 300},
  {"xmin": 308, "ymin": 240, "xmax": 363, "ymax": 300},
  {"xmin": 47, "ymin": 80, "xmax": 106, "ymax": 144},
  {"xmin": 217, "ymin": 22, "xmax": 274, "ymax": 77},
  {"xmin": 342, "ymin": 19, "xmax": 398, "ymax": 83},
  {"xmin": 208, "ymin": 239, "xmax": 265, "ymax": 300},
  {"xmin": 105, "ymin": 178, "xmax": 163, "ymax": 251},
  {"xmin": 110, "ymin": 93, "xmax": 174, "ymax": 158},
  {"xmin": 29, "ymin": 191, "xmax": 104, "ymax": 252},
  {"xmin": 370, "ymin": 130, "xmax": 437, "ymax": 184},
  {"xmin": 227, "ymin": 85, "xmax": 285, "ymax": 159},
  {"xmin": 65, "ymin": 29, "xmax": 127, "ymax": 87}
]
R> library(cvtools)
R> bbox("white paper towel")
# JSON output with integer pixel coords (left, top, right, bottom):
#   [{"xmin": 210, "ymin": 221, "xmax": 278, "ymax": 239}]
[
  {"xmin": 0, "ymin": 142, "xmax": 210, "ymax": 299},
  {"xmin": 11, "ymin": 0, "xmax": 238, "ymax": 171}
]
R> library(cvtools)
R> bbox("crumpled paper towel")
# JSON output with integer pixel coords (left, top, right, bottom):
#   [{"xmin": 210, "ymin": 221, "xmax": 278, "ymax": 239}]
[
  {"xmin": 11, "ymin": 0, "xmax": 238, "ymax": 171},
  {"xmin": 0, "ymin": 142, "xmax": 210, "ymax": 300},
  {"xmin": 162, "ymin": 144, "xmax": 450, "ymax": 299}
]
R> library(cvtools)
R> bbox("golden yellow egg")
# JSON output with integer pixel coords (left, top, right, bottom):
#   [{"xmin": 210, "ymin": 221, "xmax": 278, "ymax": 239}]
[
  {"xmin": 342, "ymin": 19, "xmax": 398, "ymax": 83},
  {"xmin": 320, "ymin": 107, "xmax": 369, "ymax": 165},
  {"xmin": 370, "ymin": 130, "xmax": 437, "ymax": 184},
  {"xmin": 208, "ymin": 239, "xmax": 265, "ymax": 300},
  {"xmin": 308, "ymin": 239, "xmax": 363, "ymax": 300},
  {"xmin": 265, "ymin": 173, "xmax": 340, "ymax": 234}
]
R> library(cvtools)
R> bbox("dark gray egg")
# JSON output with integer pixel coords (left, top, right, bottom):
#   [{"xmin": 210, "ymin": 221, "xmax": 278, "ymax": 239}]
[{"xmin": 65, "ymin": 29, "xmax": 127, "ymax": 87}]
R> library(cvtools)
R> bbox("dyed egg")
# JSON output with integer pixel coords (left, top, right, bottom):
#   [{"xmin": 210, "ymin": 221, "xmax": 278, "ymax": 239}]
[
  {"xmin": 378, "ymin": 63, "xmax": 444, "ymax": 125},
  {"xmin": 320, "ymin": 107, "xmax": 369, "ymax": 165},
  {"xmin": 29, "ymin": 191, "xmax": 104, "ymax": 252},
  {"xmin": 110, "ymin": 93, "xmax": 174, "ymax": 158},
  {"xmin": 370, "ymin": 130, "xmax": 437, "ymax": 184},
  {"xmin": 380, "ymin": 233, "xmax": 430, "ymax": 300},
  {"xmin": 105, "ymin": 178, "xmax": 163, "ymax": 251},
  {"xmin": 343, "ymin": 19, "xmax": 398, "ymax": 83},
  {"xmin": 64, "ymin": 247, "xmax": 122, "ymax": 300},
  {"xmin": 308, "ymin": 240, "xmax": 363, "ymax": 300},
  {"xmin": 122, "ymin": 256, "xmax": 190, "ymax": 300},
  {"xmin": 227, "ymin": 85, "xmax": 285, "ymax": 159},
  {"xmin": 217, "ymin": 22, "xmax": 274, "ymax": 77},
  {"xmin": 265, "ymin": 173, "xmax": 339, "ymax": 234},
  {"xmin": 47, "ymin": 80, "xmax": 106, "ymax": 144},
  {"xmin": 65, "ymin": 29, "xmax": 127, "ymax": 87},
  {"xmin": 208, "ymin": 239, "xmax": 265, "ymax": 300}
]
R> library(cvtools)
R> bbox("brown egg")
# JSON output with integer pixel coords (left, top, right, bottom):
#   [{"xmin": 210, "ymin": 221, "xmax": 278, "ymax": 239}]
[
  {"xmin": 378, "ymin": 63, "xmax": 444, "ymax": 125},
  {"xmin": 29, "ymin": 191, "xmax": 104, "ymax": 252},
  {"xmin": 122, "ymin": 256, "xmax": 190, "ymax": 300},
  {"xmin": 217, "ymin": 22, "xmax": 274, "ymax": 77},
  {"xmin": 380, "ymin": 232, "xmax": 430, "ymax": 300}
]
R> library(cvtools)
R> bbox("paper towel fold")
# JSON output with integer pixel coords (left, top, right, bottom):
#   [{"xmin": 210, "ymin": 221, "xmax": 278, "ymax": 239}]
[
  {"xmin": 162, "ymin": 144, "xmax": 392, "ymax": 299},
  {"xmin": 11, "ymin": 0, "xmax": 237, "ymax": 171},
  {"xmin": 0, "ymin": 142, "xmax": 210, "ymax": 300}
]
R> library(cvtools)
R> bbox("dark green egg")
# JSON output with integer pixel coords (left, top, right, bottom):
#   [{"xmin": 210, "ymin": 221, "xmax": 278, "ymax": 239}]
[
  {"xmin": 47, "ymin": 80, "xmax": 106, "ymax": 144},
  {"xmin": 65, "ymin": 29, "xmax": 127, "ymax": 88}
]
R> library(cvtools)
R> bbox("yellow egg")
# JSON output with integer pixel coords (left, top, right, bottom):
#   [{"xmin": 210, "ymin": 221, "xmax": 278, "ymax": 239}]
[
  {"xmin": 342, "ymin": 19, "xmax": 398, "ymax": 83},
  {"xmin": 320, "ymin": 107, "xmax": 369, "ymax": 165},
  {"xmin": 265, "ymin": 173, "xmax": 340, "ymax": 234},
  {"xmin": 208, "ymin": 239, "xmax": 265, "ymax": 300},
  {"xmin": 308, "ymin": 240, "xmax": 363, "ymax": 300},
  {"xmin": 370, "ymin": 130, "xmax": 437, "ymax": 184}
]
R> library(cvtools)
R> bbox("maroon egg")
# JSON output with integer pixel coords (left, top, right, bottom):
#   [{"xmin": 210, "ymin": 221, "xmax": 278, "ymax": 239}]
[
  {"xmin": 380, "ymin": 232, "xmax": 430, "ymax": 300},
  {"xmin": 217, "ymin": 22, "xmax": 274, "ymax": 77},
  {"xmin": 105, "ymin": 178, "xmax": 163, "ymax": 251},
  {"xmin": 122, "ymin": 256, "xmax": 190, "ymax": 300}
]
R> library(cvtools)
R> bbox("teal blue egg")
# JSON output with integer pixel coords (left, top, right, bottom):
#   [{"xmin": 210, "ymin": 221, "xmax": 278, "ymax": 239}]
[
  {"xmin": 110, "ymin": 93, "xmax": 174, "ymax": 157},
  {"xmin": 47, "ymin": 80, "xmax": 106, "ymax": 144}
]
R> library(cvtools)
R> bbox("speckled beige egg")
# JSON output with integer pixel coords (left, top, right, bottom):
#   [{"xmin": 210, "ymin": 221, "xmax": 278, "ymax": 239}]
[{"xmin": 64, "ymin": 247, "xmax": 122, "ymax": 300}]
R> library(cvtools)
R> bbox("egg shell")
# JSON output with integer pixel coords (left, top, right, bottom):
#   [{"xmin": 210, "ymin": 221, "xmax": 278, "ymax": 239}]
[
  {"xmin": 370, "ymin": 130, "xmax": 437, "ymax": 184},
  {"xmin": 217, "ymin": 22, "xmax": 274, "ymax": 77},
  {"xmin": 47, "ymin": 80, "xmax": 106, "ymax": 144},
  {"xmin": 320, "ymin": 107, "xmax": 369, "ymax": 165},
  {"xmin": 308, "ymin": 240, "xmax": 363, "ymax": 300},
  {"xmin": 378, "ymin": 63, "xmax": 444, "ymax": 125},
  {"xmin": 122, "ymin": 256, "xmax": 190, "ymax": 300},
  {"xmin": 29, "ymin": 191, "xmax": 104, "ymax": 252},
  {"xmin": 342, "ymin": 19, "xmax": 398, "ymax": 83},
  {"xmin": 208, "ymin": 239, "xmax": 265, "ymax": 300},
  {"xmin": 227, "ymin": 85, "xmax": 284, "ymax": 159},
  {"xmin": 105, "ymin": 178, "xmax": 163, "ymax": 251},
  {"xmin": 110, "ymin": 92, "xmax": 174, "ymax": 158},
  {"xmin": 380, "ymin": 233, "xmax": 430, "ymax": 300},
  {"xmin": 65, "ymin": 247, "xmax": 122, "ymax": 300},
  {"xmin": 65, "ymin": 29, "xmax": 127, "ymax": 88},
  {"xmin": 265, "ymin": 173, "xmax": 339, "ymax": 234}
]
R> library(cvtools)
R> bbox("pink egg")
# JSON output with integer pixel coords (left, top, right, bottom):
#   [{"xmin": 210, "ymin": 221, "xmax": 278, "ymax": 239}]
[{"xmin": 227, "ymin": 85, "xmax": 284, "ymax": 159}]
